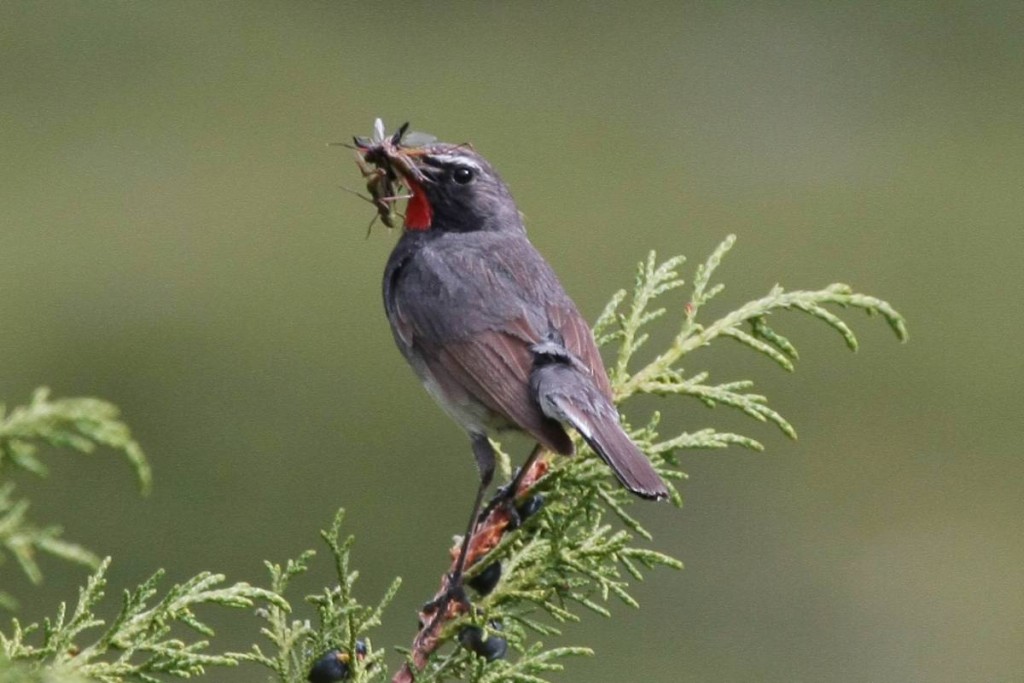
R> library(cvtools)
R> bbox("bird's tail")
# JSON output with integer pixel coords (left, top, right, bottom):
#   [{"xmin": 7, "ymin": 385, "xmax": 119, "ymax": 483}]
[
  {"xmin": 530, "ymin": 357, "xmax": 669, "ymax": 500},
  {"xmin": 573, "ymin": 403, "xmax": 669, "ymax": 500}
]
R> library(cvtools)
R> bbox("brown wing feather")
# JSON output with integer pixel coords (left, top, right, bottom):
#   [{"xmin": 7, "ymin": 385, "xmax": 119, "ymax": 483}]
[
  {"xmin": 421, "ymin": 328, "xmax": 574, "ymax": 455},
  {"xmin": 546, "ymin": 304, "xmax": 614, "ymax": 399}
]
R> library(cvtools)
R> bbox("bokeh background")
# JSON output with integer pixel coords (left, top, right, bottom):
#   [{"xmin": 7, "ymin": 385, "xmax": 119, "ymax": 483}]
[{"xmin": 2, "ymin": 3, "xmax": 1021, "ymax": 681}]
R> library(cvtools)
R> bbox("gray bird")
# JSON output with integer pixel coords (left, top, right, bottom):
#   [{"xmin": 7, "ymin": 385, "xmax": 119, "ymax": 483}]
[{"xmin": 378, "ymin": 141, "xmax": 668, "ymax": 585}]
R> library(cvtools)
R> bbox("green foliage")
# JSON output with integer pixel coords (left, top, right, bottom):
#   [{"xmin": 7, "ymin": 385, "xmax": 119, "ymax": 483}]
[
  {"xmin": 0, "ymin": 388, "xmax": 150, "ymax": 490},
  {"xmin": 245, "ymin": 509, "xmax": 401, "ymax": 682},
  {"xmin": 0, "ymin": 388, "xmax": 151, "ymax": 607},
  {"xmin": 0, "ymin": 558, "xmax": 284, "ymax": 682},
  {"xmin": 0, "ymin": 237, "xmax": 906, "ymax": 682},
  {"xmin": 596, "ymin": 235, "xmax": 907, "ymax": 452},
  {"xmin": 0, "ymin": 658, "xmax": 90, "ymax": 683},
  {"xmin": 405, "ymin": 474, "xmax": 680, "ymax": 683}
]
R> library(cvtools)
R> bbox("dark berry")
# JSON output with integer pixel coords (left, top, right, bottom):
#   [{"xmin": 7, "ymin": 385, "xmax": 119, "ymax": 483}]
[
  {"xmin": 307, "ymin": 649, "xmax": 349, "ymax": 682},
  {"xmin": 467, "ymin": 561, "xmax": 502, "ymax": 596},
  {"xmin": 458, "ymin": 625, "xmax": 508, "ymax": 662},
  {"xmin": 516, "ymin": 494, "xmax": 545, "ymax": 521}
]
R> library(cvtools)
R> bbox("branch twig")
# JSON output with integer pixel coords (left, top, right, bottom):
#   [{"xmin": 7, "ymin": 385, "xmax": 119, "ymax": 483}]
[{"xmin": 392, "ymin": 456, "xmax": 550, "ymax": 682}]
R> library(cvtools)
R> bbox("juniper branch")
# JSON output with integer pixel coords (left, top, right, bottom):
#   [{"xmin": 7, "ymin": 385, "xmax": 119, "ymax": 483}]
[
  {"xmin": 0, "ymin": 389, "xmax": 151, "ymax": 588},
  {"xmin": 0, "ymin": 558, "xmax": 286, "ymax": 682},
  {"xmin": 245, "ymin": 509, "xmax": 401, "ymax": 683},
  {"xmin": 612, "ymin": 235, "xmax": 908, "ymax": 403},
  {"xmin": 0, "ymin": 388, "xmax": 150, "ymax": 491}
]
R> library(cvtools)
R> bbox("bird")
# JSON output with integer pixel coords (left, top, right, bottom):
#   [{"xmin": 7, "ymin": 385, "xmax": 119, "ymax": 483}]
[{"xmin": 376, "ymin": 137, "xmax": 669, "ymax": 589}]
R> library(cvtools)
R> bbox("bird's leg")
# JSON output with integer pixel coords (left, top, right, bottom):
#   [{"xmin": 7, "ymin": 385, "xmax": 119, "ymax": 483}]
[
  {"xmin": 405, "ymin": 441, "xmax": 545, "ymax": 682},
  {"xmin": 505, "ymin": 443, "xmax": 545, "ymax": 500},
  {"xmin": 422, "ymin": 434, "xmax": 495, "ymax": 617},
  {"xmin": 480, "ymin": 443, "xmax": 546, "ymax": 523},
  {"xmin": 453, "ymin": 434, "xmax": 496, "ymax": 582}
]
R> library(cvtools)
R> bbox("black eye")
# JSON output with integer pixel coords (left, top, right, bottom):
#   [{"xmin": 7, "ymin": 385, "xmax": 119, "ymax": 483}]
[{"xmin": 452, "ymin": 166, "xmax": 474, "ymax": 184}]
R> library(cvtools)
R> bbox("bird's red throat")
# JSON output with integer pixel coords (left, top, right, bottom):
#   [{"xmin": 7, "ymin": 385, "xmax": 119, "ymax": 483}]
[{"xmin": 404, "ymin": 181, "xmax": 433, "ymax": 231}]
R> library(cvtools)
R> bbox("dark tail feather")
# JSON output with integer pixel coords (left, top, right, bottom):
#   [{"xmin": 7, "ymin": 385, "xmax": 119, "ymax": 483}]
[
  {"xmin": 573, "ymin": 410, "xmax": 669, "ymax": 500},
  {"xmin": 531, "ymin": 359, "xmax": 669, "ymax": 500},
  {"xmin": 577, "ymin": 411, "xmax": 671, "ymax": 501}
]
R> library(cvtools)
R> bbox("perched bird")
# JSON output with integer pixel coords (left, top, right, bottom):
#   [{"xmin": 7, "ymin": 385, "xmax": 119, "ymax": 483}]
[{"xmin": 375, "ymin": 135, "xmax": 668, "ymax": 585}]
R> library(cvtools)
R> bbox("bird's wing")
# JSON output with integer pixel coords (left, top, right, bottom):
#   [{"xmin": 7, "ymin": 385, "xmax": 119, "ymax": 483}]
[
  {"xmin": 423, "ymin": 324, "xmax": 574, "ymax": 455},
  {"xmin": 387, "ymin": 232, "xmax": 610, "ymax": 452},
  {"xmin": 543, "ymin": 303, "xmax": 614, "ymax": 399}
]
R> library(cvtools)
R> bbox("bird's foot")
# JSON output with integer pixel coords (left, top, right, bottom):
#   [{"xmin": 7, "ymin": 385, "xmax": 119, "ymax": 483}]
[{"xmin": 418, "ymin": 576, "xmax": 470, "ymax": 628}]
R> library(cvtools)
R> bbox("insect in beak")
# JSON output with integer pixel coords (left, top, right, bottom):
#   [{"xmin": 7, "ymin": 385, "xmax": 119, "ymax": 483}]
[{"xmin": 346, "ymin": 119, "xmax": 435, "ymax": 230}]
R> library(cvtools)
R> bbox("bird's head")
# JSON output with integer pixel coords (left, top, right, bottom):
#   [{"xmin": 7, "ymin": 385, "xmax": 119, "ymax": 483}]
[{"xmin": 395, "ymin": 144, "xmax": 524, "ymax": 234}]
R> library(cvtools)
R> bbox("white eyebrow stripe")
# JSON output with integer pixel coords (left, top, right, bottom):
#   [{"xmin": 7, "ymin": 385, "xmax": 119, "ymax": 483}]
[{"xmin": 428, "ymin": 154, "xmax": 483, "ymax": 172}]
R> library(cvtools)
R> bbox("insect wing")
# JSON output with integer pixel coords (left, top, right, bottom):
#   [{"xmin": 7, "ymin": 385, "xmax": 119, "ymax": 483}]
[
  {"xmin": 372, "ymin": 117, "xmax": 386, "ymax": 144},
  {"xmin": 401, "ymin": 130, "xmax": 437, "ymax": 148}
]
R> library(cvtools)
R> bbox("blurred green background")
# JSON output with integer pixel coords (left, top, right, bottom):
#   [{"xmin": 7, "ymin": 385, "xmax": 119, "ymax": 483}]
[{"xmin": 2, "ymin": 2, "xmax": 1021, "ymax": 681}]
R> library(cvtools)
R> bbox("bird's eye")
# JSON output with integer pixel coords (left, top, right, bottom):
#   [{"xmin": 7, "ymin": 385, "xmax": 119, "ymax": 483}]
[{"xmin": 452, "ymin": 166, "xmax": 474, "ymax": 184}]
